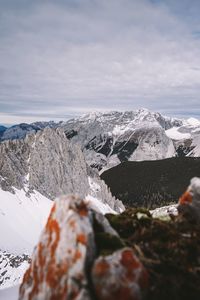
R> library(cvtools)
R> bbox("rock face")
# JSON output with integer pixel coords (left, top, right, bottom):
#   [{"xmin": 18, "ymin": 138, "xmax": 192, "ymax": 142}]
[
  {"xmin": 19, "ymin": 195, "xmax": 147, "ymax": 300},
  {"xmin": 0, "ymin": 128, "xmax": 89, "ymax": 198},
  {"xmin": 61, "ymin": 109, "xmax": 180, "ymax": 171},
  {"xmin": 0, "ymin": 127, "xmax": 124, "ymax": 212}
]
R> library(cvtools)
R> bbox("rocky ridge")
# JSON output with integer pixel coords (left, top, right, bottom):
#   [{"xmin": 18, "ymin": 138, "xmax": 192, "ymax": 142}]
[{"xmin": 0, "ymin": 127, "xmax": 123, "ymax": 213}]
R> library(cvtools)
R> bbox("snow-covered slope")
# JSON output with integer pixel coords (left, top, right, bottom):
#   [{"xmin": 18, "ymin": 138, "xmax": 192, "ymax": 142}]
[
  {"xmin": 0, "ymin": 187, "xmax": 52, "ymax": 254},
  {"xmin": 166, "ymin": 117, "xmax": 200, "ymax": 157},
  {"xmin": 0, "ymin": 186, "xmax": 52, "ymax": 290}
]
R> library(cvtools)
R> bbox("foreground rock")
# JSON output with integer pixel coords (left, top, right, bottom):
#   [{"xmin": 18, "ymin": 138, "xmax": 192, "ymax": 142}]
[
  {"xmin": 19, "ymin": 177, "xmax": 200, "ymax": 300},
  {"xmin": 92, "ymin": 248, "xmax": 148, "ymax": 300},
  {"xmin": 19, "ymin": 195, "xmax": 96, "ymax": 300},
  {"xmin": 178, "ymin": 177, "xmax": 200, "ymax": 223},
  {"xmin": 19, "ymin": 195, "xmax": 147, "ymax": 300}
]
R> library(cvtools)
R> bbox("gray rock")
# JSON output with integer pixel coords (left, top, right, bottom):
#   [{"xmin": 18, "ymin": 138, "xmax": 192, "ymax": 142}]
[
  {"xmin": 61, "ymin": 109, "xmax": 180, "ymax": 171},
  {"xmin": 0, "ymin": 127, "xmax": 124, "ymax": 212}
]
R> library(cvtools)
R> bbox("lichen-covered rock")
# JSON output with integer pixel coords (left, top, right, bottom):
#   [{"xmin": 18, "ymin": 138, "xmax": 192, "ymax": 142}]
[
  {"xmin": 19, "ymin": 195, "xmax": 96, "ymax": 300},
  {"xmin": 178, "ymin": 177, "xmax": 200, "ymax": 222},
  {"xmin": 19, "ymin": 194, "xmax": 145, "ymax": 300},
  {"xmin": 92, "ymin": 248, "xmax": 148, "ymax": 300}
]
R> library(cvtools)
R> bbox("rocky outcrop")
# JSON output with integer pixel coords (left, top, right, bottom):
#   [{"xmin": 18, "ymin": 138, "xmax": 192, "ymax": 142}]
[
  {"xmin": 0, "ymin": 127, "xmax": 124, "ymax": 212},
  {"xmin": 19, "ymin": 195, "xmax": 147, "ymax": 300},
  {"xmin": 0, "ymin": 128, "xmax": 89, "ymax": 198},
  {"xmin": 19, "ymin": 195, "xmax": 96, "ymax": 300},
  {"xmin": 178, "ymin": 177, "xmax": 200, "ymax": 223}
]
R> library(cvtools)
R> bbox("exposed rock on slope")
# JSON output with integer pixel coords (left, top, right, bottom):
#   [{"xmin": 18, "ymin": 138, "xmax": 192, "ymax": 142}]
[
  {"xmin": 0, "ymin": 127, "xmax": 89, "ymax": 198},
  {"xmin": 0, "ymin": 251, "xmax": 30, "ymax": 289},
  {"xmin": 0, "ymin": 127, "xmax": 123, "ymax": 213},
  {"xmin": 61, "ymin": 109, "xmax": 179, "ymax": 171}
]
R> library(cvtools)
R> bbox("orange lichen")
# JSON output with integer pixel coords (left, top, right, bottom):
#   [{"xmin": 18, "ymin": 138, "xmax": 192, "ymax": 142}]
[
  {"xmin": 121, "ymin": 249, "xmax": 140, "ymax": 270},
  {"xmin": 179, "ymin": 190, "xmax": 193, "ymax": 205},
  {"xmin": 73, "ymin": 249, "xmax": 82, "ymax": 263},
  {"xmin": 45, "ymin": 204, "xmax": 56, "ymax": 229},
  {"xmin": 28, "ymin": 262, "xmax": 40, "ymax": 300},
  {"xmin": 46, "ymin": 218, "xmax": 60, "ymax": 257},
  {"xmin": 38, "ymin": 242, "xmax": 45, "ymax": 268},
  {"xmin": 77, "ymin": 233, "xmax": 87, "ymax": 245},
  {"xmin": 69, "ymin": 219, "xmax": 76, "ymax": 229},
  {"xmin": 120, "ymin": 250, "xmax": 147, "ymax": 283},
  {"xmin": 19, "ymin": 266, "xmax": 32, "ymax": 297},
  {"xmin": 46, "ymin": 261, "xmax": 68, "ymax": 289},
  {"xmin": 76, "ymin": 201, "xmax": 88, "ymax": 217},
  {"xmin": 93, "ymin": 259, "xmax": 110, "ymax": 277}
]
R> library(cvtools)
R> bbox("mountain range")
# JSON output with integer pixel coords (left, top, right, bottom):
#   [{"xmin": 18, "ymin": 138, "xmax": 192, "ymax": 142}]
[
  {"xmin": 1, "ymin": 108, "xmax": 200, "ymax": 295},
  {"xmin": 2, "ymin": 109, "xmax": 200, "ymax": 173}
]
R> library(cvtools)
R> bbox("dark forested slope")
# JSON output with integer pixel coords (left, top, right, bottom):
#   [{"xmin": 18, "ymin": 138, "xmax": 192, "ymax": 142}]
[{"xmin": 101, "ymin": 157, "xmax": 200, "ymax": 208}]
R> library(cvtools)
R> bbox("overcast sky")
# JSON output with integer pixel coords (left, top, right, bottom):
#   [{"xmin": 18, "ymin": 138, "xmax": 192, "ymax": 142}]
[{"xmin": 1, "ymin": 0, "xmax": 200, "ymax": 124}]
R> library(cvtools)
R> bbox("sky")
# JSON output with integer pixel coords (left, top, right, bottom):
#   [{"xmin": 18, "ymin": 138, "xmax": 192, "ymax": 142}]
[{"xmin": 1, "ymin": 0, "xmax": 200, "ymax": 124}]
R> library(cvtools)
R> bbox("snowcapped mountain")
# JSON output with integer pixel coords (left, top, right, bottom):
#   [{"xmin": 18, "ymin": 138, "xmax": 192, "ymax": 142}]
[
  {"xmin": 0, "ymin": 127, "xmax": 124, "ymax": 290},
  {"xmin": 61, "ymin": 108, "xmax": 183, "ymax": 171},
  {"xmin": 1, "ymin": 109, "xmax": 200, "ymax": 174},
  {"xmin": 166, "ymin": 117, "xmax": 200, "ymax": 157},
  {"xmin": 0, "ymin": 121, "xmax": 58, "ymax": 142}
]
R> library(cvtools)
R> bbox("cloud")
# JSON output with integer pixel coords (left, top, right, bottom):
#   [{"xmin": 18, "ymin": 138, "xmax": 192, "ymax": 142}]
[{"xmin": 1, "ymin": 0, "xmax": 200, "ymax": 124}]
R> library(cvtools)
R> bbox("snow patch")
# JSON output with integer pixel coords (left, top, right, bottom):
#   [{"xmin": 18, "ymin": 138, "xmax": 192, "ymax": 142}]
[
  {"xmin": 166, "ymin": 127, "xmax": 191, "ymax": 140},
  {"xmin": 186, "ymin": 117, "xmax": 200, "ymax": 127},
  {"xmin": 86, "ymin": 195, "xmax": 116, "ymax": 215},
  {"xmin": 0, "ymin": 187, "xmax": 52, "ymax": 254}
]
